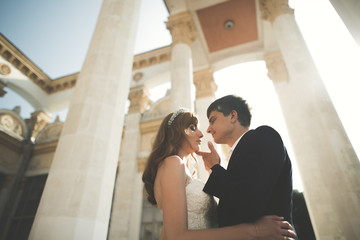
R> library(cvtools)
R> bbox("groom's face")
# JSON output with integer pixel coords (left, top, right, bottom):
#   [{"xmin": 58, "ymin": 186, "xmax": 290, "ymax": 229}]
[{"xmin": 207, "ymin": 110, "xmax": 233, "ymax": 145}]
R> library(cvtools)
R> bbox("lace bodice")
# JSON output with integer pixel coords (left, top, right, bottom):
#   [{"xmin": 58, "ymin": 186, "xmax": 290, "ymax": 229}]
[{"xmin": 186, "ymin": 179, "xmax": 218, "ymax": 229}]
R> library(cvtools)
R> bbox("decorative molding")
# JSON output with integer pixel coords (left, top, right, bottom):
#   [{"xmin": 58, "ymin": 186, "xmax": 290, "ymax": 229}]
[
  {"xmin": 0, "ymin": 34, "xmax": 79, "ymax": 94},
  {"xmin": 0, "ymin": 34, "xmax": 171, "ymax": 95},
  {"xmin": 166, "ymin": 11, "xmax": 197, "ymax": 46},
  {"xmin": 132, "ymin": 46, "xmax": 171, "ymax": 70},
  {"xmin": 33, "ymin": 140, "xmax": 58, "ymax": 155},
  {"xmin": 0, "ymin": 33, "xmax": 53, "ymax": 93},
  {"xmin": 193, "ymin": 68, "xmax": 217, "ymax": 98},
  {"xmin": 0, "ymin": 63, "xmax": 11, "ymax": 75},
  {"xmin": 132, "ymin": 72, "xmax": 143, "ymax": 82},
  {"xmin": 259, "ymin": 0, "xmax": 293, "ymax": 23},
  {"xmin": 0, "ymin": 109, "xmax": 28, "ymax": 139},
  {"xmin": 25, "ymin": 110, "xmax": 52, "ymax": 141},
  {"xmin": 128, "ymin": 85, "xmax": 151, "ymax": 114},
  {"xmin": 35, "ymin": 121, "xmax": 63, "ymax": 144},
  {"xmin": 51, "ymin": 73, "xmax": 78, "ymax": 93},
  {"xmin": 264, "ymin": 51, "xmax": 289, "ymax": 82}
]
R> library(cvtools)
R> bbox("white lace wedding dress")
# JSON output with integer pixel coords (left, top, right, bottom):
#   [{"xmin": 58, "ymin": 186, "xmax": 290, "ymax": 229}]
[{"xmin": 186, "ymin": 179, "xmax": 218, "ymax": 229}]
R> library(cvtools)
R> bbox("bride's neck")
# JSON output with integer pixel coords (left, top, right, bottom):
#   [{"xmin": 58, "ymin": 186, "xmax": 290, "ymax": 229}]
[{"xmin": 177, "ymin": 150, "xmax": 191, "ymax": 164}]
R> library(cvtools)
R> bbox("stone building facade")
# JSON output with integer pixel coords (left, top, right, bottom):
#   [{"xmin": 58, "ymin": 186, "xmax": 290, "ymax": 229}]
[{"xmin": 0, "ymin": 0, "xmax": 359, "ymax": 239}]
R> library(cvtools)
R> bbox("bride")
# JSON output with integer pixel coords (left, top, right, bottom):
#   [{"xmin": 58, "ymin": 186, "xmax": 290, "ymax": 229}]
[{"xmin": 142, "ymin": 109, "xmax": 296, "ymax": 239}]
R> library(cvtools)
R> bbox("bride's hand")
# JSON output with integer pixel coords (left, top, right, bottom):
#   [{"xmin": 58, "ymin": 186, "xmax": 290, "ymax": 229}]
[{"xmin": 252, "ymin": 215, "xmax": 297, "ymax": 240}]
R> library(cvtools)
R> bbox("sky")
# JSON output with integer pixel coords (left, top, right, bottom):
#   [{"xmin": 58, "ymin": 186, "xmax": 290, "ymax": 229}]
[{"xmin": 0, "ymin": 0, "xmax": 359, "ymax": 191}]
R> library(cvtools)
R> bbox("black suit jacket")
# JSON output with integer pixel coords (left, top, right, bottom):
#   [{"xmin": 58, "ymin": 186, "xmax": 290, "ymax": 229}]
[{"xmin": 203, "ymin": 126, "xmax": 293, "ymax": 227}]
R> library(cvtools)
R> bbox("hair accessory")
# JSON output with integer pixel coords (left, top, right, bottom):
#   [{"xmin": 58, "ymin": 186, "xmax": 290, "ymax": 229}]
[{"xmin": 168, "ymin": 108, "xmax": 189, "ymax": 127}]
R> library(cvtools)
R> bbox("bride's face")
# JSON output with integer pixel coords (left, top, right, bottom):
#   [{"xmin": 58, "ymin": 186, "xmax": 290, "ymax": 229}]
[{"xmin": 182, "ymin": 124, "xmax": 203, "ymax": 153}]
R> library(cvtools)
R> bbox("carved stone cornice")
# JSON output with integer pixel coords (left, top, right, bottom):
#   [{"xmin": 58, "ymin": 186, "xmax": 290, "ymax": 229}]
[
  {"xmin": 259, "ymin": 0, "xmax": 294, "ymax": 23},
  {"xmin": 33, "ymin": 140, "xmax": 58, "ymax": 155},
  {"xmin": 128, "ymin": 85, "xmax": 151, "ymax": 114},
  {"xmin": 132, "ymin": 46, "xmax": 171, "ymax": 70},
  {"xmin": 0, "ymin": 34, "xmax": 79, "ymax": 94},
  {"xmin": 166, "ymin": 11, "xmax": 197, "ymax": 46},
  {"xmin": 51, "ymin": 73, "xmax": 78, "ymax": 93},
  {"xmin": 1, "ymin": 34, "xmax": 172, "ymax": 95},
  {"xmin": 0, "ymin": 33, "xmax": 52, "ymax": 93},
  {"xmin": 264, "ymin": 51, "xmax": 289, "ymax": 83},
  {"xmin": 193, "ymin": 68, "xmax": 217, "ymax": 98}
]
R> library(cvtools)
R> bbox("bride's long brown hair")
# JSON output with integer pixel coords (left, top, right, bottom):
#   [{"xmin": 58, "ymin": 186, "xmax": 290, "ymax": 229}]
[{"xmin": 142, "ymin": 111, "xmax": 199, "ymax": 205}]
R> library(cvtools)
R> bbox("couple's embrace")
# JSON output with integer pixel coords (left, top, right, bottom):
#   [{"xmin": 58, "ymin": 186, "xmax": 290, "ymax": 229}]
[{"xmin": 142, "ymin": 95, "xmax": 297, "ymax": 239}]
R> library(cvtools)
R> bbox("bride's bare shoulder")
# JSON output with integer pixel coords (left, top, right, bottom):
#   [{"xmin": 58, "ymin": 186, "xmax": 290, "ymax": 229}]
[
  {"xmin": 155, "ymin": 155, "xmax": 186, "ymax": 208},
  {"xmin": 157, "ymin": 155, "xmax": 187, "ymax": 180},
  {"xmin": 160, "ymin": 155, "xmax": 184, "ymax": 169}
]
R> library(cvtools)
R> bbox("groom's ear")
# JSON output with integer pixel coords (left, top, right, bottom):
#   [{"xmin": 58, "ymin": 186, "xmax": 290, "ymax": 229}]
[{"xmin": 230, "ymin": 110, "xmax": 238, "ymax": 123}]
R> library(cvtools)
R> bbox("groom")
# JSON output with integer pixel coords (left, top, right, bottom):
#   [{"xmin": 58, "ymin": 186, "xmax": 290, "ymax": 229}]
[{"xmin": 196, "ymin": 95, "xmax": 294, "ymax": 228}]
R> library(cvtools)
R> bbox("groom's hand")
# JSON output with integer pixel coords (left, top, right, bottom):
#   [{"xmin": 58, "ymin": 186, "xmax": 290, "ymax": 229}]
[{"xmin": 196, "ymin": 141, "xmax": 220, "ymax": 172}]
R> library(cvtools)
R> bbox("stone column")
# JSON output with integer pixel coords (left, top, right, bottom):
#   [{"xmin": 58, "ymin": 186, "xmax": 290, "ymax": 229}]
[
  {"xmin": 263, "ymin": 27, "xmax": 360, "ymax": 240},
  {"xmin": 329, "ymin": 0, "xmax": 360, "ymax": 47},
  {"xmin": 166, "ymin": 11, "xmax": 196, "ymax": 112},
  {"xmin": 108, "ymin": 85, "xmax": 150, "ymax": 240},
  {"xmin": 193, "ymin": 68, "xmax": 219, "ymax": 181},
  {"xmin": 29, "ymin": 0, "xmax": 141, "ymax": 239}
]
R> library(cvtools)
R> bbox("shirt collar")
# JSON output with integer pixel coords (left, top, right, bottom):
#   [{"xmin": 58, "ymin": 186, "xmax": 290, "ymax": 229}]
[{"xmin": 230, "ymin": 130, "xmax": 249, "ymax": 152}]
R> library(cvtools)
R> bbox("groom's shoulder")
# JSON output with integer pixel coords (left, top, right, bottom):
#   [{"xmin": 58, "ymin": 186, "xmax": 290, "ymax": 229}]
[{"xmin": 253, "ymin": 125, "xmax": 281, "ymax": 139}]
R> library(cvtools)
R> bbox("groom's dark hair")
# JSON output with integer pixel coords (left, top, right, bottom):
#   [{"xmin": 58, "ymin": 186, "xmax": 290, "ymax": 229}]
[{"xmin": 207, "ymin": 95, "xmax": 252, "ymax": 127}]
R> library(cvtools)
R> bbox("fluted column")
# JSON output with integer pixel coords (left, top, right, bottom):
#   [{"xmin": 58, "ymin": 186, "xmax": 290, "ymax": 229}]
[
  {"xmin": 108, "ymin": 85, "xmax": 150, "ymax": 240},
  {"xmin": 193, "ymin": 68, "xmax": 218, "ymax": 181},
  {"xmin": 29, "ymin": 0, "xmax": 141, "ymax": 239},
  {"xmin": 329, "ymin": 0, "xmax": 360, "ymax": 47},
  {"xmin": 166, "ymin": 11, "xmax": 196, "ymax": 112},
  {"xmin": 263, "ymin": 15, "xmax": 360, "ymax": 237}
]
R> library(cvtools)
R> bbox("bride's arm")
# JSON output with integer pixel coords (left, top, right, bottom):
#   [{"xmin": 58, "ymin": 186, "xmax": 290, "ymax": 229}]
[
  {"xmin": 159, "ymin": 156, "xmax": 296, "ymax": 240},
  {"xmin": 159, "ymin": 156, "xmax": 189, "ymax": 239}
]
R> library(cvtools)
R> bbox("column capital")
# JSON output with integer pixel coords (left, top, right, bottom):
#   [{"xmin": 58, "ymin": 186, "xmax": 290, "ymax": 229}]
[
  {"xmin": 128, "ymin": 85, "xmax": 151, "ymax": 114},
  {"xmin": 259, "ymin": 0, "xmax": 294, "ymax": 23},
  {"xmin": 193, "ymin": 68, "xmax": 217, "ymax": 99},
  {"xmin": 166, "ymin": 11, "xmax": 197, "ymax": 46},
  {"xmin": 25, "ymin": 110, "xmax": 52, "ymax": 141},
  {"xmin": 264, "ymin": 51, "xmax": 289, "ymax": 83}
]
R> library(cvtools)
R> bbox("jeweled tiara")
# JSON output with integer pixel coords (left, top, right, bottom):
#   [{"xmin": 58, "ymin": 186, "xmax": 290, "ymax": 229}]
[{"xmin": 168, "ymin": 108, "xmax": 189, "ymax": 127}]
